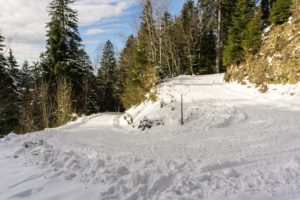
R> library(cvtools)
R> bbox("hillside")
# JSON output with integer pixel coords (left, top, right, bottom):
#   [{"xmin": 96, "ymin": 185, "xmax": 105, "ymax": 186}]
[
  {"xmin": 1, "ymin": 74, "xmax": 300, "ymax": 200},
  {"xmin": 225, "ymin": 16, "xmax": 300, "ymax": 91}
]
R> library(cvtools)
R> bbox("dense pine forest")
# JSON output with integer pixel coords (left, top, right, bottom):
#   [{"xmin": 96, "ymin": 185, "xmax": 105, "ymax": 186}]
[{"xmin": 0, "ymin": 0, "xmax": 294, "ymax": 136}]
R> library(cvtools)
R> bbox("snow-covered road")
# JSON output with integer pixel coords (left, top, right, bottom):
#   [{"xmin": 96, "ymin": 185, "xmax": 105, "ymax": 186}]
[{"xmin": 1, "ymin": 74, "xmax": 300, "ymax": 200}]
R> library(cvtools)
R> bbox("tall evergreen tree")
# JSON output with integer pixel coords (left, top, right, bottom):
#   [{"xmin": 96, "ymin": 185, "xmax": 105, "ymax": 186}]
[
  {"xmin": 7, "ymin": 49, "xmax": 22, "ymax": 89},
  {"xmin": 20, "ymin": 61, "xmax": 35, "ymax": 102},
  {"xmin": 121, "ymin": 0, "xmax": 158, "ymax": 109},
  {"xmin": 223, "ymin": 0, "xmax": 256, "ymax": 66},
  {"xmin": 194, "ymin": 0, "xmax": 216, "ymax": 74},
  {"xmin": 86, "ymin": 72, "xmax": 104, "ymax": 114},
  {"xmin": 98, "ymin": 40, "xmax": 119, "ymax": 111},
  {"xmin": 19, "ymin": 61, "xmax": 36, "ymax": 133},
  {"xmin": 44, "ymin": 0, "xmax": 90, "ymax": 115},
  {"xmin": 7, "ymin": 49, "xmax": 19, "ymax": 71},
  {"xmin": 45, "ymin": 0, "xmax": 82, "ymax": 75},
  {"xmin": 20, "ymin": 61, "xmax": 33, "ymax": 89},
  {"xmin": 215, "ymin": 0, "xmax": 238, "ymax": 72},
  {"xmin": 117, "ymin": 35, "xmax": 137, "ymax": 103},
  {"xmin": 242, "ymin": 9, "xmax": 263, "ymax": 55},
  {"xmin": 0, "ymin": 35, "xmax": 9, "ymax": 135},
  {"xmin": 270, "ymin": 0, "xmax": 292, "ymax": 25},
  {"xmin": 0, "ymin": 36, "xmax": 20, "ymax": 135},
  {"xmin": 77, "ymin": 49, "xmax": 94, "ymax": 113}
]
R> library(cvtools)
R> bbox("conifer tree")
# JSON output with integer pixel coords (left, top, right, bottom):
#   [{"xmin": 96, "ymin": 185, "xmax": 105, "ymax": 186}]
[
  {"xmin": 223, "ymin": 0, "xmax": 256, "ymax": 66},
  {"xmin": 19, "ymin": 61, "xmax": 36, "ymax": 133},
  {"xmin": 7, "ymin": 49, "xmax": 22, "ymax": 90},
  {"xmin": 87, "ymin": 75, "xmax": 103, "ymax": 114},
  {"xmin": 20, "ymin": 61, "xmax": 34, "ymax": 90},
  {"xmin": 44, "ymin": 0, "xmax": 91, "ymax": 115},
  {"xmin": 7, "ymin": 49, "xmax": 19, "ymax": 71},
  {"xmin": 98, "ymin": 40, "xmax": 119, "ymax": 111},
  {"xmin": 0, "ymin": 35, "xmax": 9, "ymax": 135},
  {"xmin": 215, "ymin": 0, "xmax": 238, "ymax": 72},
  {"xmin": 242, "ymin": 10, "xmax": 263, "ymax": 55},
  {"xmin": 270, "ymin": 0, "xmax": 292, "ymax": 25},
  {"xmin": 194, "ymin": 0, "xmax": 216, "ymax": 74},
  {"xmin": 76, "ymin": 49, "xmax": 94, "ymax": 113},
  {"xmin": 0, "ymin": 36, "xmax": 20, "ymax": 135},
  {"xmin": 45, "ymin": 0, "xmax": 82, "ymax": 75},
  {"xmin": 121, "ymin": 0, "xmax": 158, "ymax": 109},
  {"xmin": 117, "ymin": 35, "xmax": 137, "ymax": 104}
]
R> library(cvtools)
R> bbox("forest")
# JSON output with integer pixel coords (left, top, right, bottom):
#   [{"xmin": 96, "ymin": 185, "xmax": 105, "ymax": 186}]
[{"xmin": 0, "ymin": 0, "xmax": 294, "ymax": 136}]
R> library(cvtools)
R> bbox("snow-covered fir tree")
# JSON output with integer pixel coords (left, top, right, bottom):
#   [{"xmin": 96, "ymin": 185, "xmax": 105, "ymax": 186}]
[{"xmin": 0, "ymin": 36, "xmax": 21, "ymax": 135}]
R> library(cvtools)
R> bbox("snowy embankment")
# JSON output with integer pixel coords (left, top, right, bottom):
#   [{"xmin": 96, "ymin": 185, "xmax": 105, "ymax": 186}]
[{"xmin": 1, "ymin": 74, "xmax": 300, "ymax": 200}]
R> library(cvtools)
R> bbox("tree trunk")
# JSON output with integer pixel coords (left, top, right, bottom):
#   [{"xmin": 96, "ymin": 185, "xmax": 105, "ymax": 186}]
[{"xmin": 215, "ymin": 1, "xmax": 222, "ymax": 74}]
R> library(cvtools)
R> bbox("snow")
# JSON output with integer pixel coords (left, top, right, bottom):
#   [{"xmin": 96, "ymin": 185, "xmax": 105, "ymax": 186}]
[
  {"xmin": 1, "ymin": 74, "xmax": 300, "ymax": 200},
  {"xmin": 262, "ymin": 25, "xmax": 273, "ymax": 40},
  {"xmin": 267, "ymin": 53, "xmax": 282, "ymax": 66},
  {"xmin": 288, "ymin": 16, "xmax": 294, "ymax": 24}
]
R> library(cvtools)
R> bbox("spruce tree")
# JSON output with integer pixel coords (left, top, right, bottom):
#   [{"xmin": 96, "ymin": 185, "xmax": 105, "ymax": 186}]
[
  {"xmin": 76, "ymin": 49, "xmax": 94, "ymax": 113},
  {"xmin": 20, "ymin": 61, "xmax": 34, "ymax": 92},
  {"xmin": 7, "ymin": 49, "xmax": 19, "ymax": 71},
  {"xmin": 87, "ymin": 74, "xmax": 104, "ymax": 114},
  {"xmin": 44, "ymin": 0, "xmax": 91, "ymax": 115},
  {"xmin": 117, "ymin": 35, "xmax": 137, "ymax": 105},
  {"xmin": 270, "ymin": 0, "xmax": 292, "ymax": 25},
  {"xmin": 0, "ymin": 35, "xmax": 9, "ymax": 135},
  {"xmin": 0, "ymin": 36, "xmax": 21, "ymax": 135},
  {"xmin": 45, "ymin": 0, "xmax": 82, "ymax": 75},
  {"xmin": 215, "ymin": 0, "xmax": 238, "ymax": 72},
  {"xmin": 98, "ymin": 40, "xmax": 119, "ymax": 112},
  {"xmin": 223, "ymin": 0, "xmax": 256, "ymax": 66},
  {"xmin": 242, "ymin": 10, "xmax": 263, "ymax": 55},
  {"xmin": 19, "ymin": 61, "xmax": 36, "ymax": 133},
  {"xmin": 7, "ymin": 49, "xmax": 22, "ymax": 86},
  {"xmin": 194, "ymin": 0, "xmax": 216, "ymax": 74}
]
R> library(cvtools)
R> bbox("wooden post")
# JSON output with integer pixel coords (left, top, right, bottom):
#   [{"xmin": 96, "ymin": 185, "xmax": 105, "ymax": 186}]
[{"xmin": 181, "ymin": 94, "xmax": 184, "ymax": 125}]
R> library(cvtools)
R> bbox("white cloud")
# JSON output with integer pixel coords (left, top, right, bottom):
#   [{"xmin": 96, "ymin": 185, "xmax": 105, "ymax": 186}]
[
  {"xmin": 74, "ymin": 1, "xmax": 136, "ymax": 25},
  {"xmin": 82, "ymin": 40, "xmax": 100, "ymax": 45},
  {"xmin": 84, "ymin": 28, "xmax": 105, "ymax": 36},
  {"xmin": 0, "ymin": 0, "xmax": 136, "ymax": 63}
]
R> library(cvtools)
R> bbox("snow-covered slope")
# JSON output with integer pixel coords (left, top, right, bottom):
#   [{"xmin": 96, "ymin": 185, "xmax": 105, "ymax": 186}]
[{"xmin": 1, "ymin": 74, "xmax": 300, "ymax": 200}]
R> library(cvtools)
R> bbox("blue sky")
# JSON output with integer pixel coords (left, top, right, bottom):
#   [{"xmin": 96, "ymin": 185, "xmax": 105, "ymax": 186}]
[
  {"xmin": 0, "ymin": 0, "xmax": 186, "ymax": 64},
  {"xmin": 79, "ymin": 0, "xmax": 187, "ymax": 65}
]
